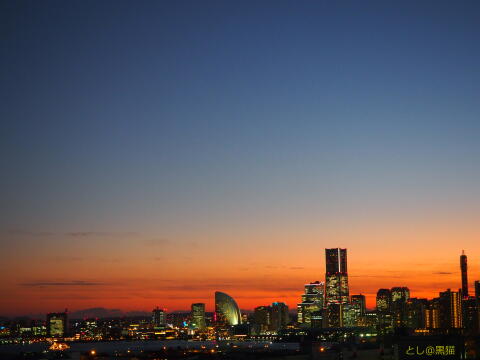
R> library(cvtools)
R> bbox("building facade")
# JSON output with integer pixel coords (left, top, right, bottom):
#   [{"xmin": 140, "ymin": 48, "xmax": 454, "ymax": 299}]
[
  {"xmin": 215, "ymin": 291, "xmax": 242, "ymax": 326},
  {"xmin": 438, "ymin": 289, "xmax": 462, "ymax": 330},
  {"xmin": 391, "ymin": 287, "xmax": 410, "ymax": 328},
  {"xmin": 325, "ymin": 248, "xmax": 349, "ymax": 305},
  {"xmin": 270, "ymin": 302, "xmax": 289, "ymax": 332},
  {"xmin": 351, "ymin": 294, "xmax": 366, "ymax": 325},
  {"xmin": 152, "ymin": 307, "xmax": 167, "ymax": 328},
  {"xmin": 191, "ymin": 303, "xmax": 206, "ymax": 330},
  {"xmin": 297, "ymin": 281, "xmax": 324, "ymax": 326},
  {"xmin": 46, "ymin": 312, "xmax": 68, "ymax": 338},
  {"xmin": 376, "ymin": 289, "xmax": 391, "ymax": 313}
]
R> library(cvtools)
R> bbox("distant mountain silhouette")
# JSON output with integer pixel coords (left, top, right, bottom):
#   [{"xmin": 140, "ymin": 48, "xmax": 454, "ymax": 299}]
[
  {"xmin": 69, "ymin": 307, "xmax": 124, "ymax": 319},
  {"xmin": 69, "ymin": 307, "xmax": 151, "ymax": 319},
  {"xmin": 3, "ymin": 308, "xmax": 189, "ymax": 320}
]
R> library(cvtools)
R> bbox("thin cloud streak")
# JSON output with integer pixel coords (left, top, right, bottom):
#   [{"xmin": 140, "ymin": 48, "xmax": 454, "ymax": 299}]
[{"xmin": 21, "ymin": 280, "xmax": 108, "ymax": 287}]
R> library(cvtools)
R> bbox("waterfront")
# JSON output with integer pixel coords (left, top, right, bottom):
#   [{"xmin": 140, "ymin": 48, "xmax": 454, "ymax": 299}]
[{"xmin": 0, "ymin": 340, "xmax": 301, "ymax": 359}]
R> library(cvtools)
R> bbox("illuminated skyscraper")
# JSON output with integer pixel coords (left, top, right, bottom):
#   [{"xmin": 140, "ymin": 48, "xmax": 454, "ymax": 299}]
[
  {"xmin": 376, "ymin": 289, "xmax": 393, "ymax": 333},
  {"xmin": 342, "ymin": 304, "xmax": 357, "ymax": 327},
  {"xmin": 297, "ymin": 302, "xmax": 322, "ymax": 327},
  {"xmin": 325, "ymin": 248, "xmax": 349, "ymax": 305},
  {"xmin": 302, "ymin": 281, "xmax": 325, "ymax": 306},
  {"xmin": 326, "ymin": 303, "xmax": 343, "ymax": 327},
  {"xmin": 215, "ymin": 291, "xmax": 242, "ymax": 325},
  {"xmin": 191, "ymin": 303, "xmax": 206, "ymax": 330},
  {"xmin": 391, "ymin": 287, "xmax": 410, "ymax": 303},
  {"xmin": 351, "ymin": 294, "xmax": 366, "ymax": 317},
  {"xmin": 391, "ymin": 287, "xmax": 410, "ymax": 327},
  {"xmin": 460, "ymin": 250, "xmax": 469, "ymax": 299},
  {"xmin": 46, "ymin": 311, "xmax": 68, "ymax": 338},
  {"xmin": 376, "ymin": 289, "xmax": 391, "ymax": 313},
  {"xmin": 297, "ymin": 281, "xmax": 324, "ymax": 326},
  {"xmin": 351, "ymin": 294, "xmax": 366, "ymax": 325},
  {"xmin": 438, "ymin": 289, "xmax": 462, "ymax": 330},
  {"xmin": 424, "ymin": 299, "xmax": 440, "ymax": 329},
  {"xmin": 152, "ymin": 307, "xmax": 166, "ymax": 327}
]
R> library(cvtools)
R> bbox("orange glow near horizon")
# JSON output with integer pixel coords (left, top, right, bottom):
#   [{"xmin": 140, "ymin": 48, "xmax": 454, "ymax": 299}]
[{"xmin": 1, "ymin": 214, "xmax": 480, "ymax": 316}]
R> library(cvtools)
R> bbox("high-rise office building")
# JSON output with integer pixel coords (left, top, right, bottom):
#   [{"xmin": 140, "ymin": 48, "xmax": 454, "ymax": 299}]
[
  {"xmin": 270, "ymin": 302, "xmax": 289, "ymax": 331},
  {"xmin": 297, "ymin": 303, "xmax": 322, "ymax": 327},
  {"xmin": 342, "ymin": 304, "xmax": 357, "ymax": 327},
  {"xmin": 406, "ymin": 298, "xmax": 428, "ymax": 329},
  {"xmin": 391, "ymin": 287, "xmax": 410, "ymax": 303},
  {"xmin": 376, "ymin": 289, "xmax": 391, "ymax": 313},
  {"xmin": 297, "ymin": 281, "xmax": 324, "ymax": 326},
  {"xmin": 253, "ymin": 306, "xmax": 271, "ymax": 334},
  {"xmin": 424, "ymin": 299, "xmax": 440, "ymax": 329},
  {"xmin": 325, "ymin": 248, "xmax": 349, "ymax": 305},
  {"xmin": 252, "ymin": 302, "xmax": 288, "ymax": 333},
  {"xmin": 376, "ymin": 289, "xmax": 393, "ymax": 334},
  {"xmin": 462, "ymin": 297, "xmax": 478, "ymax": 333},
  {"xmin": 152, "ymin": 307, "xmax": 167, "ymax": 328},
  {"xmin": 326, "ymin": 303, "xmax": 343, "ymax": 327},
  {"xmin": 46, "ymin": 311, "xmax": 68, "ymax": 338},
  {"xmin": 302, "ymin": 281, "xmax": 325, "ymax": 306},
  {"xmin": 351, "ymin": 294, "xmax": 366, "ymax": 317},
  {"xmin": 391, "ymin": 287, "xmax": 410, "ymax": 327},
  {"xmin": 438, "ymin": 289, "xmax": 462, "ymax": 330},
  {"xmin": 351, "ymin": 294, "xmax": 366, "ymax": 326},
  {"xmin": 191, "ymin": 303, "xmax": 206, "ymax": 330},
  {"xmin": 460, "ymin": 250, "xmax": 469, "ymax": 299}
]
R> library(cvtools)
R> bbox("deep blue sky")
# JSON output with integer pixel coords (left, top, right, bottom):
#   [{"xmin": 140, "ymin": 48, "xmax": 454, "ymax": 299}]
[{"xmin": 1, "ymin": 0, "xmax": 479, "ymax": 231}]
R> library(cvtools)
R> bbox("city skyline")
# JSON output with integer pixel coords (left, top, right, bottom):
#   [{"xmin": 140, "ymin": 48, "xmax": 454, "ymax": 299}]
[
  {"xmin": 1, "ymin": 249, "xmax": 480, "ymax": 360},
  {"xmin": 1, "ymin": 0, "xmax": 480, "ymax": 319},
  {"xmin": 1, "ymin": 248, "xmax": 478, "ymax": 317}
]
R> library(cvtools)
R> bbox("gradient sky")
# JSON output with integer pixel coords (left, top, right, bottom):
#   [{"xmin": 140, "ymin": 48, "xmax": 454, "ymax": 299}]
[{"xmin": 1, "ymin": 0, "xmax": 480, "ymax": 317}]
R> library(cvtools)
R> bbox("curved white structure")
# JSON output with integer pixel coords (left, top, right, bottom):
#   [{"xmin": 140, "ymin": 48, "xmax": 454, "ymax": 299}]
[{"xmin": 215, "ymin": 291, "xmax": 242, "ymax": 325}]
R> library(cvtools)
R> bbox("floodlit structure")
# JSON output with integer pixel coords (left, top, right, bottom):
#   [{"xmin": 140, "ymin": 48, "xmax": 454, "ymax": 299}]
[
  {"xmin": 297, "ymin": 281, "xmax": 324, "ymax": 326},
  {"xmin": 325, "ymin": 248, "xmax": 349, "ymax": 305},
  {"xmin": 215, "ymin": 291, "xmax": 242, "ymax": 325},
  {"xmin": 46, "ymin": 311, "xmax": 68, "ymax": 338},
  {"xmin": 191, "ymin": 303, "xmax": 206, "ymax": 330}
]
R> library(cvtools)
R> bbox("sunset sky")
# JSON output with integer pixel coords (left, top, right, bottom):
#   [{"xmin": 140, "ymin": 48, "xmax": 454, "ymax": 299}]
[{"xmin": 1, "ymin": 0, "xmax": 480, "ymax": 317}]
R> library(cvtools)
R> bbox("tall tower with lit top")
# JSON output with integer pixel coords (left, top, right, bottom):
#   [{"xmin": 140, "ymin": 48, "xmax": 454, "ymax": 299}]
[{"xmin": 325, "ymin": 248, "xmax": 349, "ymax": 305}]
